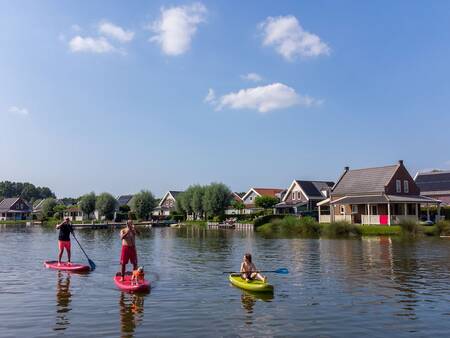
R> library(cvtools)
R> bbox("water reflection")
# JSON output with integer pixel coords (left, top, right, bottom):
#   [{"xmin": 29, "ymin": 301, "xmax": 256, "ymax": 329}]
[
  {"xmin": 119, "ymin": 292, "xmax": 145, "ymax": 338},
  {"xmin": 54, "ymin": 271, "xmax": 72, "ymax": 331}
]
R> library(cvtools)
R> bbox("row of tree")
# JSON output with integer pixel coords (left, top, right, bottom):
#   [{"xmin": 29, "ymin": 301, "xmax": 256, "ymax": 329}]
[
  {"xmin": 177, "ymin": 183, "xmax": 232, "ymax": 219},
  {"xmin": 38, "ymin": 190, "xmax": 157, "ymax": 221},
  {"xmin": 0, "ymin": 181, "xmax": 55, "ymax": 202}
]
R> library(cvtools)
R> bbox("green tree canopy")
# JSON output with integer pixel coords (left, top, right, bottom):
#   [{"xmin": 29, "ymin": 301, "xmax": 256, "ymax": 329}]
[
  {"xmin": 0, "ymin": 181, "xmax": 55, "ymax": 201},
  {"xmin": 41, "ymin": 198, "xmax": 57, "ymax": 218},
  {"xmin": 131, "ymin": 190, "xmax": 156, "ymax": 220},
  {"xmin": 177, "ymin": 189, "xmax": 193, "ymax": 215},
  {"xmin": 203, "ymin": 183, "xmax": 232, "ymax": 217},
  {"xmin": 231, "ymin": 199, "xmax": 245, "ymax": 211},
  {"xmin": 254, "ymin": 195, "xmax": 279, "ymax": 209},
  {"xmin": 79, "ymin": 192, "xmax": 96, "ymax": 219},
  {"xmin": 95, "ymin": 192, "xmax": 117, "ymax": 220}
]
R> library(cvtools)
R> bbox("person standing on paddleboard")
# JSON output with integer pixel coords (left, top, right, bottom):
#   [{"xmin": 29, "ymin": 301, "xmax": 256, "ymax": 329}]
[
  {"xmin": 120, "ymin": 220, "xmax": 140, "ymax": 281},
  {"xmin": 56, "ymin": 218, "xmax": 74, "ymax": 265}
]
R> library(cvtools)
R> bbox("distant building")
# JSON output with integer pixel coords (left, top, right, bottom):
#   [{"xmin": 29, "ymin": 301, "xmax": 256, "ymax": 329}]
[
  {"xmin": 275, "ymin": 180, "xmax": 334, "ymax": 215},
  {"xmin": 0, "ymin": 197, "xmax": 32, "ymax": 221},
  {"xmin": 152, "ymin": 191, "xmax": 183, "ymax": 216},
  {"xmin": 318, "ymin": 160, "xmax": 441, "ymax": 225},
  {"xmin": 414, "ymin": 170, "xmax": 450, "ymax": 205},
  {"xmin": 117, "ymin": 195, "xmax": 134, "ymax": 208},
  {"xmin": 241, "ymin": 188, "xmax": 284, "ymax": 214},
  {"xmin": 63, "ymin": 205, "xmax": 86, "ymax": 222}
]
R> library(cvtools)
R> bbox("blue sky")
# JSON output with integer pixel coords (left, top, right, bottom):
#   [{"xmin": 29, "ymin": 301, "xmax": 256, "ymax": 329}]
[{"xmin": 1, "ymin": 1, "xmax": 450, "ymax": 198}]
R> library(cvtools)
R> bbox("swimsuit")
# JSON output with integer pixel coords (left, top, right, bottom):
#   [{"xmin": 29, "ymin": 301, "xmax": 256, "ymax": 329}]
[{"xmin": 120, "ymin": 245, "xmax": 138, "ymax": 265}]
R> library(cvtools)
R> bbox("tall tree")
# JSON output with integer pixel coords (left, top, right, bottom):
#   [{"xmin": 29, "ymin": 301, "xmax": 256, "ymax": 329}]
[
  {"xmin": 190, "ymin": 185, "xmax": 206, "ymax": 219},
  {"xmin": 131, "ymin": 190, "xmax": 156, "ymax": 220},
  {"xmin": 202, "ymin": 183, "xmax": 232, "ymax": 217},
  {"xmin": 79, "ymin": 192, "xmax": 96, "ymax": 219},
  {"xmin": 41, "ymin": 198, "xmax": 57, "ymax": 218},
  {"xmin": 96, "ymin": 193, "xmax": 117, "ymax": 220},
  {"xmin": 177, "ymin": 189, "xmax": 193, "ymax": 215}
]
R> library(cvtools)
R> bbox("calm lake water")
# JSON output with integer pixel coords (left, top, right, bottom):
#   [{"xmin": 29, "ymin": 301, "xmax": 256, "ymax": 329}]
[{"xmin": 0, "ymin": 226, "xmax": 449, "ymax": 338}]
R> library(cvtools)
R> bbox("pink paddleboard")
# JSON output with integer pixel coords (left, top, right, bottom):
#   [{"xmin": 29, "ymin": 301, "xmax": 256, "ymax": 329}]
[
  {"xmin": 44, "ymin": 260, "xmax": 90, "ymax": 272},
  {"xmin": 114, "ymin": 273, "xmax": 151, "ymax": 293}
]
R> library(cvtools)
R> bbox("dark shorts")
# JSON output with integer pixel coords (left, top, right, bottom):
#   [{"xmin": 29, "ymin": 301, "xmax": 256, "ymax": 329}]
[
  {"xmin": 120, "ymin": 245, "xmax": 137, "ymax": 265},
  {"xmin": 242, "ymin": 272, "xmax": 254, "ymax": 280}
]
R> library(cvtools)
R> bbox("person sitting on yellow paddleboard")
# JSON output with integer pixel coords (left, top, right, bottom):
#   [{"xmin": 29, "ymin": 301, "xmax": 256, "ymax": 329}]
[{"xmin": 240, "ymin": 253, "xmax": 267, "ymax": 283}]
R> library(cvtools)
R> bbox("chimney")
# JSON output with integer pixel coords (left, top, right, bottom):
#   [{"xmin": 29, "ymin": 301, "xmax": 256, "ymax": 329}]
[{"xmin": 398, "ymin": 160, "xmax": 403, "ymax": 166}]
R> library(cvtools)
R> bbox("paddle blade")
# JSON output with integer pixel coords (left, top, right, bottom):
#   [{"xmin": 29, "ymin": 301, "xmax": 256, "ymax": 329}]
[
  {"xmin": 275, "ymin": 268, "xmax": 289, "ymax": 274},
  {"xmin": 88, "ymin": 259, "xmax": 96, "ymax": 271}
]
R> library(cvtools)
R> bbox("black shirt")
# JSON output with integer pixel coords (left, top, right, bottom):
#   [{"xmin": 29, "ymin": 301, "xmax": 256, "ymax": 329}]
[{"xmin": 58, "ymin": 223, "xmax": 73, "ymax": 241}]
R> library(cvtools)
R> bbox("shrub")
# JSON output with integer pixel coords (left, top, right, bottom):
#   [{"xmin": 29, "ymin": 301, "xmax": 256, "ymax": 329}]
[
  {"xmin": 254, "ymin": 214, "xmax": 285, "ymax": 228},
  {"xmin": 322, "ymin": 221, "xmax": 361, "ymax": 237},
  {"xmin": 436, "ymin": 220, "xmax": 450, "ymax": 236},
  {"xmin": 399, "ymin": 219, "xmax": 421, "ymax": 236},
  {"xmin": 357, "ymin": 225, "xmax": 401, "ymax": 236},
  {"xmin": 257, "ymin": 216, "xmax": 320, "ymax": 237},
  {"xmin": 298, "ymin": 216, "xmax": 321, "ymax": 236}
]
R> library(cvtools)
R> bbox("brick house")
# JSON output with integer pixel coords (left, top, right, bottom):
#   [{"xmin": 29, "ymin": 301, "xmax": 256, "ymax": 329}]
[
  {"xmin": 414, "ymin": 170, "xmax": 450, "ymax": 206},
  {"xmin": 317, "ymin": 161, "xmax": 441, "ymax": 225},
  {"xmin": 275, "ymin": 180, "xmax": 334, "ymax": 215},
  {"xmin": 152, "ymin": 191, "xmax": 183, "ymax": 216}
]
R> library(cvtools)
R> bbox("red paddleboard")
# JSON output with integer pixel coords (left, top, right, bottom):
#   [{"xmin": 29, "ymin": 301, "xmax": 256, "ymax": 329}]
[
  {"xmin": 44, "ymin": 260, "xmax": 90, "ymax": 272},
  {"xmin": 114, "ymin": 272, "xmax": 150, "ymax": 293}
]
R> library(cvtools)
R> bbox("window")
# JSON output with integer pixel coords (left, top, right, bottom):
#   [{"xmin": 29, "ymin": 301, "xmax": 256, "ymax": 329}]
[
  {"xmin": 351, "ymin": 205, "xmax": 358, "ymax": 214},
  {"xmin": 292, "ymin": 192, "xmax": 295, "ymax": 200},
  {"xmin": 371, "ymin": 205, "xmax": 378, "ymax": 215},
  {"xmin": 396, "ymin": 179, "xmax": 401, "ymax": 193},
  {"xmin": 404, "ymin": 180, "xmax": 409, "ymax": 193},
  {"xmin": 340, "ymin": 205, "xmax": 345, "ymax": 214},
  {"xmin": 297, "ymin": 192, "xmax": 301, "ymax": 200}
]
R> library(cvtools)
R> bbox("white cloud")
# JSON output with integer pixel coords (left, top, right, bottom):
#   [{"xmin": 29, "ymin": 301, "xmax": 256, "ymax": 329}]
[
  {"xmin": 241, "ymin": 73, "xmax": 263, "ymax": 82},
  {"xmin": 69, "ymin": 36, "xmax": 116, "ymax": 54},
  {"xmin": 9, "ymin": 106, "xmax": 29, "ymax": 116},
  {"xmin": 207, "ymin": 83, "xmax": 320, "ymax": 114},
  {"xmin": 259, "ymin": 15, "xmax": 330, "ymax": 60},
  {"xmin": 98, "ymin": 21, "xmax": 134, "ymax": 43},
  {"xmin": 204, "ymin": 88, "xmax": 216, "ymax": 104},
  {"xmin": 149, "ymin": 2, "xmax": 207, "ymax": 56}
]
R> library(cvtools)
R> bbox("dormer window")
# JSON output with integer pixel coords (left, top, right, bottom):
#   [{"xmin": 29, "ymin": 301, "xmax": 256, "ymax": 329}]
[
  {"xmin": 404, "ymin": 180, "xmax": 409, "ymax": 193},
  {"xmin": 396, "ymin": 179, "xmax": 401, "ymax": 193}
]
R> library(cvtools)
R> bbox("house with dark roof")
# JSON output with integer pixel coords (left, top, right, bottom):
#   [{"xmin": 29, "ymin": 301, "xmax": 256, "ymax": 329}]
[
  {"xmin": 317, "ymin": 161, "xmax": 441, "ymax": 225},
  {"xmin": 414, "ymin": 170, "xmax": 450, "ymax": 205},
  {"xmin": 241, "ymin": 188, "xmax": 284, "ymax": 214},
  {"xmin": 152, "ymin": 191, "xmax": 183, "ymax": 216},
  {"xmin": 0, "ymin": 197, "xmax": 32, "ymax": 221},
  {"xmin": 117, "ymin": 195, "xmax": 134, "ymax": 208},
  {"xmin": 275, "ymin": 180, "xmax": 334, "ymax": 215}
]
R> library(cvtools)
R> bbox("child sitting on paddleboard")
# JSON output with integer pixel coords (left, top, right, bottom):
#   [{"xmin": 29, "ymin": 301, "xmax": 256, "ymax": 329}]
[
  {"xmin": 240, "ymin": 253, "xmax": 267, "ymax": 283},
  {"xmin": 56, "ymin": 218, "xmax": 74, "ymax": 265},
  {"xmin": 120, "ymin": 220, "xmax": 140, "ymax": 281}
]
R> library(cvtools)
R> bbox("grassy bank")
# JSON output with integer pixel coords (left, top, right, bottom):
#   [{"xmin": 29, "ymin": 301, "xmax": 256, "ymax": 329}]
[{"xmin": 257, "ymin": 216, "xmax": 450, "ymax": 238}]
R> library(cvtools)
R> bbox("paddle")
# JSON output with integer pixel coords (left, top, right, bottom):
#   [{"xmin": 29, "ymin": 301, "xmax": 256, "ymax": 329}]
[
  {"xmin": 223, "ymin": 268, "xmax": 289, "ymax": 274},
  {"xmin": 71, "ymin": 232, "xmax": 96, "ymax": 271}
]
